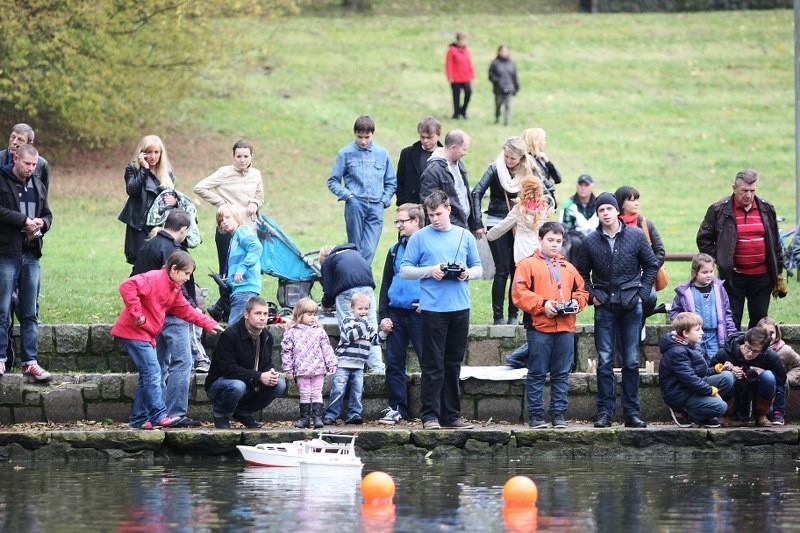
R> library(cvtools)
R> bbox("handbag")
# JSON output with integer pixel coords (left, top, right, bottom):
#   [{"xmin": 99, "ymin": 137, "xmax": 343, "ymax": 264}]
[{"xmin": 640, "ymin": 217, "xmax": 669, "ymax": 291}]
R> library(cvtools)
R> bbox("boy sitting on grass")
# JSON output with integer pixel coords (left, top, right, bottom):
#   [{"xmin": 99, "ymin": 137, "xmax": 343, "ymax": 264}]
[{"xmin": 659, "ymin": 312, "xmax": 735, "ymax": 428}]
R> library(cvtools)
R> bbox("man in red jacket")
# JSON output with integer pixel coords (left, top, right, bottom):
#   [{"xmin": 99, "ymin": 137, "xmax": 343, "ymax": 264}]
[
  {"xmin": 445, "ymin": 32, "xmax": 475, "ymax": 120},
  {"xmin": 512, "ymin": 222, "xmax": 588, "ymax": 429}
]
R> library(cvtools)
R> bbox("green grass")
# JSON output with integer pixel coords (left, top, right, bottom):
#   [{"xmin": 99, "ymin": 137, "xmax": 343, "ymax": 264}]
[{"xmin": 41, "ymin": 9, "xmax": 799, "ymax": 326}]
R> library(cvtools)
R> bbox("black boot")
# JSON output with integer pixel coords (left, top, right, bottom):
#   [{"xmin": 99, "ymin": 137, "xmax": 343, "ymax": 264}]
[
  {"xmin": 233, "ymin": 413, "xmax": 263, "ymax": 429},
  {"xmin": 312, "ymin": 402, "xmax": 325, "ymax": 429},
  {"xmin": 295, "ymin": 403, "xmax": 311, "ymax": 429}
]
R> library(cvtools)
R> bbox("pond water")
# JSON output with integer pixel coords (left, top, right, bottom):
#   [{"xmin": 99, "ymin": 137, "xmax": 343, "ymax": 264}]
[{"xmin": 1, "ymin": 456, "xmax": 798, "ymax": 531}]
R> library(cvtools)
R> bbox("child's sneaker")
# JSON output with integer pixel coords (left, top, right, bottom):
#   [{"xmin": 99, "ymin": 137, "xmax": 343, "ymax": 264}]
[
  {"xmin": 131, "ymin": 421, "xmax": 154, "ymax": 430},
  {"xmin": 155, "ymin": 416, "xmax": 181, "ymax": 428},
  {"xmin": 773, "ymin": 411, "xmax": 785, "ymax": 425},
  {"xmin": 669, "ymin": 407, "xmax": 691, "ymax": 428},
  {"xmin": 378, "ymin": 407, "xmax": 402, "ymax": 425},
  {"xmin": 0, "ymin": 360, "xmax": 5, "ymax": 376},
  {"xmin": 22, "ymin": 363, "xmax": 51, "ymax": 381}
]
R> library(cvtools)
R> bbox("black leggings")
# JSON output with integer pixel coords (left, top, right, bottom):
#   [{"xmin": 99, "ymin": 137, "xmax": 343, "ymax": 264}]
[
  {"xmin": 450, "ymin": 82, "xmax": 472, "ymax": 118},
  {"xmin": 487, "ymin": 229, "xmax": 516, "ymax": 320}
]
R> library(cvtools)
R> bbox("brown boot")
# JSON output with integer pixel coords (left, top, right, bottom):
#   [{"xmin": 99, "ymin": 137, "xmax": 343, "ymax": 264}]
[
  {"xmin": 754, "ymin": 397, "xmax": 773, "ymax": 427},
  {"xmin": 720, "ymin": 397, "xmax": 743, "ymax": 427}
]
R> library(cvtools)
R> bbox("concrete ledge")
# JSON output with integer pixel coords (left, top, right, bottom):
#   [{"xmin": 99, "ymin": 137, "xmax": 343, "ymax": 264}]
[
  {"xmin": 0, "ymin": 426, "xmax": 798, "ymax": 463},
  {"xmin": 2, "ymin": 372, "xmax": 800, "ymax": 426}
]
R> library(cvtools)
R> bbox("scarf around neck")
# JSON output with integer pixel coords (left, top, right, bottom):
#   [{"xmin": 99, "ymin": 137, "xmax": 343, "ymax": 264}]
[
  {"xmin": 495, "ymin": 152, "xmax": 520, "ymax": 194},
  {"xmin": 619, "ymin": 212, "xmax": 639, "ymax": 227}
]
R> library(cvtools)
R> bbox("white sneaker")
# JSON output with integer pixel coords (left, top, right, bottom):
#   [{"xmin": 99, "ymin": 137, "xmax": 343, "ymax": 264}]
[
  {"xmin": 22, "ymin": 363, "xmax": 51, "ymax": 381},
  {"xmin": 0, "ymin": 360, "xmax": 5, "ymax": 376},
  {"xmin": 378, "ymin": 407, "xmax": 402, "ymax": 425}
]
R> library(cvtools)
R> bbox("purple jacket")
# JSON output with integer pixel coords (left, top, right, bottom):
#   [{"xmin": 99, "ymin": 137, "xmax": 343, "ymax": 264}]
[{"xmin": 670, "ymin": 279, "xmax": 736, "ymax": 346}]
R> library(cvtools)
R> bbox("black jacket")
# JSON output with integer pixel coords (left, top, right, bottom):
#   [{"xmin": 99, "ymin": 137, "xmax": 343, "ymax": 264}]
[
  {"xmin": 205, "ymin": 318, "xmax": 276, "ymax": 393},
  {"xmin": 711, "ymin": 331, "xmax": 786, "ymax": 387},
  {"xmin": 0, "ymin": 165, "xmax": 52, "ymax": 258},
  {"xmin": 696, "ymin": 195, "xmax": 782, "ymax": 288},
  {"xmin": 419, "ymin": 157, "xmax": 480, "ymax": 230},
  {"xmin": 131, "ymin": 229, "xmax": 197, "ymax": 306},
  {"xmin": 470, "ymin": 163, "xmax": 518, "ymax": 230},
  {"xmin": 320, "ymin": 243, "xmax": 375, "ymax": 309},
  {"xmin": 395, "ymin": 140, "xmax": 441, "ymax": 206},
  {"xmin": 118, "ymin": 162, "xmax": 174, "ymax": 231},
  {"xmin": 488, "ymin": 56, "xmax": 519, "ymax": 95},
  {"xmin": 575, "ymin": 223, "xmax": 659, "ymax": 309}
]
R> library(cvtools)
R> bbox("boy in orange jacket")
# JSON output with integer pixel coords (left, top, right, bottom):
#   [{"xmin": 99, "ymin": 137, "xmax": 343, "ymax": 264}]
[{"xmin": 512, "ymin": 222, "xmax": 588, "ymax": 429}]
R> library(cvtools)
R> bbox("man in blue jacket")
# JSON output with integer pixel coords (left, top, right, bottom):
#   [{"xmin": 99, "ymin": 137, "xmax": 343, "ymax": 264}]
[
  {"xmin": 377, "ymin": 203, "xmax": 425, "ymax": 423},
  {"xmin": 327, "ymin": 115, "xmax": 397, "ymax": 265}
]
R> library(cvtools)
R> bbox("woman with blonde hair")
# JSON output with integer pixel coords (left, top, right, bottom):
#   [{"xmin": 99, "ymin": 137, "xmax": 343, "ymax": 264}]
[
  {"xmin": 118, "ymin": 135, "xmax": 177, "ymax": 265},
  {"xmin": 471, "ymin": 136, "xmax": 536, "ymax": 324},
  {"xmin": 522, "ymin": 128, "xmax": 561, "ymax": 207},
  {"xmin": 487, "ymin": 174, "xmax": 554, "ymax": 264}
]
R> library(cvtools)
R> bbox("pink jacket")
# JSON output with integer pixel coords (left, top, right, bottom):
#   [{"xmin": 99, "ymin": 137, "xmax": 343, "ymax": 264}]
[
  {"xmin": 111, "ymin": 268, "xmax": 218, "ymax": 346},
  {"xmin": 281, "ymin": 323, "xmax": 337, "ymax": 377}
]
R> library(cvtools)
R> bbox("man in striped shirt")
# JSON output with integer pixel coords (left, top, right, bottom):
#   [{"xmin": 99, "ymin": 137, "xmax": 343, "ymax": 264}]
[{"xmin": 697, "ymin": 170, "xmax": 783, "ymax": 330}]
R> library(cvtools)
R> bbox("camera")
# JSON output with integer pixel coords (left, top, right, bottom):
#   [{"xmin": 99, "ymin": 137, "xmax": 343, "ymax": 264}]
[
  {"xmin": 440, "ymin": 262, "xmax": 466, "ymax": 280},
  {"xmin": 555, "ymin": 301, "xmax": 578, "ymax": 316}
]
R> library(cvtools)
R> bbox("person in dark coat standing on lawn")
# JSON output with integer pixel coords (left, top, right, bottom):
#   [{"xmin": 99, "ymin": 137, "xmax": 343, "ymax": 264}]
[
  {"xmin": 488, "ymin": 45, "xmax": 519, "ymax": 126},
  {"xmin": 395, "ymin": 116, "xmax": 442, "ymax": 206}
]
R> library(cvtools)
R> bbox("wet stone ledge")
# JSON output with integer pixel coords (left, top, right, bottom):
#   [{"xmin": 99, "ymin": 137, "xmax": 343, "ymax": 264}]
[{"xmin": 0, "ymin": 427, "xmax": 798, "ymax": 464}]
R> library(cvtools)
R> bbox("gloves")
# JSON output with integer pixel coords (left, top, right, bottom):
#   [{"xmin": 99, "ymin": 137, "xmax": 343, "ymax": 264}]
[
  {"xmin": 710, "ymin": 386, "xmax": 719, "ymax": 397},
  {"xmin": 772, "ymin": 274, "xmax": 788, "ymax": 299},
  {"xmin": 714, "ymin": 363, "xmax": 724, "ymax": 374}
]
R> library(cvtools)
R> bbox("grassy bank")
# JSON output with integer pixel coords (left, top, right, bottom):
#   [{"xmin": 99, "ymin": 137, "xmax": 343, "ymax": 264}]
[{"xmin": 43, "ymin": 9, "xmax": 798, "ymax": 325}]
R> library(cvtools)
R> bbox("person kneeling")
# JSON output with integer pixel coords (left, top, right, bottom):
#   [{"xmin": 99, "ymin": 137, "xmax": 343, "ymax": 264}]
[
  {"xmin": 659, "ymin": 312, "xmax": 735, "ymax": 428},
  {"xmin": 204, "ymin": 296, "xmax": 287, "ymax": 429}
]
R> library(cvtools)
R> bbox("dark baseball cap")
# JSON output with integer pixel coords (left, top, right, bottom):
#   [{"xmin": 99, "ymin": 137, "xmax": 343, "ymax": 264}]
[{"xmin": 577, "ymin": 175, "xmax": 593, "ymax": 185}]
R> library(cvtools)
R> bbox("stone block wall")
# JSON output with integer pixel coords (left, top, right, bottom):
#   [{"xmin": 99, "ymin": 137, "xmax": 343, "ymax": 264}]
[{"xmin": 584, "ymin": 0, "xmax": 790, "ymax": 12}]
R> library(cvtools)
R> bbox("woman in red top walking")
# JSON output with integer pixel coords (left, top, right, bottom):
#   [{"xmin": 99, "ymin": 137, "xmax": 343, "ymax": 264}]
[
  {"xmin": 111, "ymin": 251, "xmax": 223, "ymax": 429},
  {"xmin": 446, "ymin": 32, "xmax": 475, "ymax": 120}
]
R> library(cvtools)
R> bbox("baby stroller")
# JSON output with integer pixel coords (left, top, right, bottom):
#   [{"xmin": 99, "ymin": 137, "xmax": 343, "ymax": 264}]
[
  {"xmin": 206, "ymin": 214, "xmax": 321, "ymax": 322},
  {"xmin": 256, "ymin": 214, "xmax": 321, "ymax": 314}
]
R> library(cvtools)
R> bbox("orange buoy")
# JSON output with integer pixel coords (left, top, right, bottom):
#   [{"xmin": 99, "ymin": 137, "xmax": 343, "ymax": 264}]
[
  {"xmin": 361, "ymin": 471, "xmax": 396, "ymax": 504},
  {"xmin": 502, "ymin": 475, "xmax": 539, "ymax": 507}
]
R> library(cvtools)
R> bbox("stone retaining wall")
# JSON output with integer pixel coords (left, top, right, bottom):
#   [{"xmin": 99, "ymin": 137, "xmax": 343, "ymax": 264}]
[
  {"xmin": 2, "ymin": 324, "xmax": 799, "ymax": 425},
  {"xmin": 1, "ymin": 427, "xmax": 798, "ymax": 463}
]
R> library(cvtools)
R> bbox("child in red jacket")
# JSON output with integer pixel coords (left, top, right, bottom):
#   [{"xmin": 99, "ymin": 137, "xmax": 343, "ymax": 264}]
[
  {"xmin": 512, "ymin": 222, "xmax": 588, "ymax": 429},
  {"xmin": 112, "ymin": 250, "xmax": 223, "ymax": 429}
]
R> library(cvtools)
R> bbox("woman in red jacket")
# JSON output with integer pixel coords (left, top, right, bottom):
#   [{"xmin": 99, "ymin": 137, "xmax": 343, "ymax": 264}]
[{"xmin": 446, "ymin": 32, "xmax": 475, "ymax": 120}]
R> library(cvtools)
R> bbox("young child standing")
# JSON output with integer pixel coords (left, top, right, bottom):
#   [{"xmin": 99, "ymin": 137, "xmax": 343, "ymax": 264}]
[
  {"xmin": 511, "ymin": 222, "xmax": 588, "ymax": 429},
  {"xmin": 281, "ymin": 298, "xmax": 338, "ymax": 429},
  {"xmin": 217, "ymin": 204, "xmax": 262, "ymax": 324},
  {"xmin": 757, "ymin": 317, "xmax": 800, "ymax": 425},
  {"xmin": 659, "ymin": 312, "xmax": 735, "ymax": 428},
  {"xmin": 323, "ymin": 292, "xmax": 390, "ymax": 425},
  {"xmin": 670, "ymin": 253, "xmax": 737, "ymax": 363},
  {"xmin": 111, "ymin": 251, "xmax": 223, "ymax": 429}
]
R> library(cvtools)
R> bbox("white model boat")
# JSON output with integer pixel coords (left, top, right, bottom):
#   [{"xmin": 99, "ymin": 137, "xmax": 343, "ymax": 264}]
[
  {"xmin": 298, "ymin": 433, "xmax": 363, "ymax": 478},
  {"xmin": 236, "ymin": 437, "xmax": 325, "ymax": 467},
  {"xmin": 236, "ymin": 433, "xmax": 362, "ymax": 477}
]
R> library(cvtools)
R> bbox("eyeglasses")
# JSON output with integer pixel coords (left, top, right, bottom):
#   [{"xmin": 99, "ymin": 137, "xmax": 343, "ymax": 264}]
[
  {"xmin": 742, "ymin": 343, "xmax": 762, "ymax": 354},
  {"xmin": 393, "ymin": 218, "xmax": 412, "ymax": 226}
]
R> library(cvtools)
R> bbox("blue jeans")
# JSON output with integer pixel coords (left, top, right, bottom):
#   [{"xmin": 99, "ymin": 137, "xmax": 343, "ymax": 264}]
[
  {"xmin": 156, "ymin": 315, "xmax": 192, "ymax": 418},
  {"xmin": 229, "ymin": 291, "xmax": 258, "ymax": 325},
  {"xmin": 123, "ymin": 339, "xmax": 168, "ymax": 426},
  {"xmin": 335, "ymin": 287, "xmax": 384, "ymax": 373},
  {"xmin": 385, "ymin": 307, "xmax": 423, "ymax": 419},
  {"xmin": 774, "ymin": 383, "xmax": 788, "ymax": 414},
  {"xmin": 595, "ymin": 303, "xmax": 643, "ymax": 417},
  {"xmin": 526, "ymin": 330, "xmax": 574, "ymax": 418},
  {"xmin": 506, "ymin": 343, "xmax": 529, "ymax": 369},
  {"xmin": 684, "ymin": 371, "xmax": 735, "ymax": 422},
  {"xmin": 344, "ymin": 197, "xmax": 384, "ymax": 265},
  {"xmin": 324, "ymin": 367, "xmax": 364, "ymax": 421},
  {"xmin": 420, "ymin": 309, "xmax": 470, "ymax": 424},
  {"xmin": 0, "ymin": 253, "xmax": 41, "ymax": 365},
  {"xmin": 206, "ymin": 376, "xmax": 287, "ymax": 418},
  {"xmin": 750, "ymin": 370, "xmax": 777, "ymax": 400}
]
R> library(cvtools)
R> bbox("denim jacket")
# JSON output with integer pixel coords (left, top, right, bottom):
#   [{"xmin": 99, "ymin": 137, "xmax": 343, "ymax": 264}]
[{"xmin": 327, "ymin": 141, "xmax": 397, "ymax": 205}]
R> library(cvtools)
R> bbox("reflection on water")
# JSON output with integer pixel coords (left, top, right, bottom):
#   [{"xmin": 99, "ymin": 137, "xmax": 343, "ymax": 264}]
[{"xmin": 1, "ymin": 457, "xmax": 799, "ymax": 531}]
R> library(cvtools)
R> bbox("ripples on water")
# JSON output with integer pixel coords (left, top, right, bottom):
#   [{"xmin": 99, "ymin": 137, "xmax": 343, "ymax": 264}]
[{"xmin": 1, "ymin": 457, "xmax": 799, "ymax": 531}]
